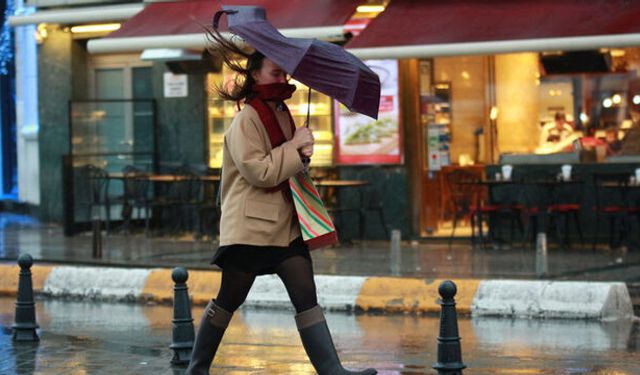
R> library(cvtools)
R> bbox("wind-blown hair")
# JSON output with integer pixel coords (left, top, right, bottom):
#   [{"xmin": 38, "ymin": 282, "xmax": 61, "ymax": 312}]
[{"xmin": 205, "ymin": 26, "xmax": 264, "ymax": 102}]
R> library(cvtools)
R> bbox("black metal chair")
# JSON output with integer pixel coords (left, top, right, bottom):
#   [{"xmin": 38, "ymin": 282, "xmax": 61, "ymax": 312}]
[
  {"xmin": 591, "ymin": 173, "xmax": 630, "ymax": 250},
  {"xmin": 445, "ymin": 169, "xmax": 482, "ymax": 248},
  {"xmin": 82, "ymin": 165, "xmax": 115, "ymax": 233},
  {"xmin": 357, "ymin": 168, "xmax": 390, "ymax": 239},
  {"xmin": 546, "ymin": 173, "xmax": 585, "ymax": 249},
  {"xmin": 196, "ymin": 181, "xmax": 220, "ymax": 240},
  {"xmin": 121, "ymin": 166, "xmax": 152, "ymax": 234}
]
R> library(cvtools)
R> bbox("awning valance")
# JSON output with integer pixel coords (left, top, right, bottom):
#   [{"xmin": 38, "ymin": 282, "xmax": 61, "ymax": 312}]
[
  {"xmin": 88, "ymin": 0, "xmax": 359, "ymax": 54},
  {"xmin": 347, "ymin": 0, "xmax": 640, "ymax": 59},
  {"xmin": 8, "ymin": 3, "xmax": 143, "ymax": 26}
]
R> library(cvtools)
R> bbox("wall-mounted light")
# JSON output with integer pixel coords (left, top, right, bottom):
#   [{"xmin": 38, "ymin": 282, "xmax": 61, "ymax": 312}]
[
  {"xmin": 35, "ymin": 23, "xmax": 48, "ymax": 44},
  {"xmin": 633, "ymin": 95, "xmax": 640, "ymax": 105},
  {"xmin": 70, "ymin": 23, "xmax": 121, "ymax": 34},
  {"xmin": 602, "ymin": 98, "xmax": 613, "ymax": 108},
  {"xmin": 610, "ymin": 49, "xmax": 626, "ymax": 57},
  {"xmin": 489, "ymin": 106, "xmax": 499, "ymax": 120},
  {"xmin": 356, "ymin": 5, "xmax": 386, "ymax": 13}
]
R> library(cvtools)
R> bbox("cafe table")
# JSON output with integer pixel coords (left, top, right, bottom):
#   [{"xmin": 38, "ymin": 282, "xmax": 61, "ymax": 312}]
[
  {"xmin": 103, "ymin": 173, "xmax": 220, "ymax": 233},
  {"xmin": 456, "ymin": 178, "xmax": 584, "ymax": 248}
]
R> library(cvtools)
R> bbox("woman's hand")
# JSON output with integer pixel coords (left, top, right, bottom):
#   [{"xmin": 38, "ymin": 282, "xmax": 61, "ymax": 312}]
[
  {"xmin": 291, "ymin": 127, "xmax": 314, "ymax": 149},
  {"xmin": 300, "ymin": 144, "xmax": 314, "ymax": 157}
]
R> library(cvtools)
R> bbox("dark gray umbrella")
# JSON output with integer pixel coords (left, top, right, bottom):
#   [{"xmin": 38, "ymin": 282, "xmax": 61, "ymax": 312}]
[{"xmin": 213, "ymin": 6, "xmax": 380, "ymax": 119}]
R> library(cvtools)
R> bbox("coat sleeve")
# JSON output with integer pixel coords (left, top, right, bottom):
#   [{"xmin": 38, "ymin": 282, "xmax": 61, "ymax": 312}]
[{"xmin": 226, "ymin": 110, "xmax": 304, "ymax": 188}]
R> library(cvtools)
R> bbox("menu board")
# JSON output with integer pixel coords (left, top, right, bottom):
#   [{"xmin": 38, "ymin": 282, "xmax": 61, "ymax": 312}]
[{"xmin": 335, "ymin": 59, "xmax": 402, "ymax": 164}]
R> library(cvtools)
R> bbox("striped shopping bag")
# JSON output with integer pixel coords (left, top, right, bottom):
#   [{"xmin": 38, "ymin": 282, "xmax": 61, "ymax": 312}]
[{"xmin": 289, "ymin": 172, "xmax": 338, "ymax": 250}]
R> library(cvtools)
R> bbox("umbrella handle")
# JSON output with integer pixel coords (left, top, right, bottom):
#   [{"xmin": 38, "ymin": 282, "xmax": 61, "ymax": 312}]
[
  {"xmin": 213, "ymin": 9, "xmax": 238, "ymax": 30},
  {"xmin": 305, "ymin": 87, "xmax": 311, "ymax": 128}
]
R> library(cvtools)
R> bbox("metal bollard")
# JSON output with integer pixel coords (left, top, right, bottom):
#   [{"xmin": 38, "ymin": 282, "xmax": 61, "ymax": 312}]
[
  {"xmin": 12, "ymin": 254, "xmax": 39, "ymax": 342},
  {"xmin": 390, "ymin": 229, "xmax": 401, "ymax": 275},
  {"xmin": 535, "ymin": 232, "xmax": 548, "ymax": 278},
  {"xmin": 92, "ymin": 215, "xmax": 103, "ymax": 259},
  {"xmin": 433, "ymin": 280, "xmax": 466, "ymax": 375},
  {"xmin": 169, "ymin": 267, "xmax": 195, "ymax": 365}
]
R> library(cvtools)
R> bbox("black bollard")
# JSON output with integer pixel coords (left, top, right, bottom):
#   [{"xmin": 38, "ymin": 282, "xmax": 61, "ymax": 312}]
[
  {"xmin": 92, "ymin": 216, "xmax": 103, "ymax": 258},
  {"xmin": 12, "ymin": 253, "xmax": 39, "ymax": 342},
  {"xmin": 433, "ymin": 280, "xmax": 466, "ymax": 375},
  {"xmin": 169, "ymin": 267, "xmax": 195, "ymax": 365}
]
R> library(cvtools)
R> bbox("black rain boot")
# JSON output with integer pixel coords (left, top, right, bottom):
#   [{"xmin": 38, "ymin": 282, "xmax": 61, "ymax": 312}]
[
  {"xmin": 296, "ymin": 305, "xmax": 377, "ymax": 375},
  {"xmin": 185, "ymin": 300, "xmax": 233, "ymax": 375}
]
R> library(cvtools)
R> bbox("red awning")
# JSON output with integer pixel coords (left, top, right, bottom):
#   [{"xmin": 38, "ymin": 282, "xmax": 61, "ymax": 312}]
[
  {"xmin": 347, "ymin": 0, "xmax": 640, "ymax": 59},
  {"xmin": 88, "ymin": 0, "xmax": 359, "ymax": 54}
]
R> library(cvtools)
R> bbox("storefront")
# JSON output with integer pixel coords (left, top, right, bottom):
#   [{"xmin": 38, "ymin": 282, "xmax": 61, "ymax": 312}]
[
  {"xmin": 13, "ymin": 0, "xmax": 640, "ymax": 241},
  {"xmin": 347, "ymin": 0, "xmax": 640, "ymax": 237}
]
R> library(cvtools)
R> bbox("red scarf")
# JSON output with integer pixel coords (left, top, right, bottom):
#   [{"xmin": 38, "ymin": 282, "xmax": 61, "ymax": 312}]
[{"xmin": 246, "ymin": 83, "xmax": 298, "ymax": 199}]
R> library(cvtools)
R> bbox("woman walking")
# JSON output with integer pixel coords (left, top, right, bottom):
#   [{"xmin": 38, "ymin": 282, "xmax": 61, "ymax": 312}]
[{"xmin": 185, "ymin": 24, "xmax": 377, "ymax": 375}]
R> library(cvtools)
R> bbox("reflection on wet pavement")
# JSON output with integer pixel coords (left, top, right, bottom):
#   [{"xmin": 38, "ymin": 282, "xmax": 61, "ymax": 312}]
[
  {"xmin": 0, "ymin": 298, "xmax": 639, "ymax": 374},
  {"xmin": 0, "ymin": 213, "xmax": 639, "ymax": 281}
]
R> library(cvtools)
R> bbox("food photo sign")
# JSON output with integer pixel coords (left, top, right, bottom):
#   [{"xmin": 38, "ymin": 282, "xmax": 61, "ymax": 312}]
[{"xmin": 334, "ymin": 59, "xmax": 402, "ymax": 164}]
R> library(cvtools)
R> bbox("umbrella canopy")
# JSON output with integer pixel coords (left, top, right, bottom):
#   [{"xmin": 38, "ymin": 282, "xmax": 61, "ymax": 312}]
[{"xmin": 214, "ymin": 6, "xmax": 380, "ymax": 119}]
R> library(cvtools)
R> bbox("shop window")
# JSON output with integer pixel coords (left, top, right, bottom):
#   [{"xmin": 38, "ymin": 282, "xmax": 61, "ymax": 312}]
[{"xmin": 206, "ymin": 65, "xmax": 334, "ymax": 168}]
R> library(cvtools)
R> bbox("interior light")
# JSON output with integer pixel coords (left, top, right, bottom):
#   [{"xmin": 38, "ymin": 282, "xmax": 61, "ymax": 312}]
[
  {"xmin": 356, "ymin": 5, "xmax": 386, "ymax": 13},
  {"xmin": 602, "ymin": 98, "xmax": 613, "ymax": 108},
  {"xmin": 35, "ymin": 23, "xmax": 48, "ymax": 43},
  {"xmin": 633, "ymin": 95, "xmax": 640, "ymax": 105},
  {"xmin": 612, "ymin": 94, "xmax": 622, "ymax": 104},
  {"xmin": 461, "ymin": 71, "xmax": 470, "ymax": 80},
  {"xmin": 579, "ymin": 112, "xmax": 589, "ymax": 123},
  {"xmin": 489, "ymin": 106, "xmax": 499, "ymax": 120},
  {"xmin": 610, "ymin": 49, "xmax": 626, "ymax": 57},
  {"xmin": 70, "ymin": 23, "xmax": 121, "ymax": 34}
]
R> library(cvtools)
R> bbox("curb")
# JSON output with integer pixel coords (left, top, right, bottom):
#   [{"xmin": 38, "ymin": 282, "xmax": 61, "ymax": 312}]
[{"xmin": 0, "ymin": 263, "xmax": 634, "ymax": 319}]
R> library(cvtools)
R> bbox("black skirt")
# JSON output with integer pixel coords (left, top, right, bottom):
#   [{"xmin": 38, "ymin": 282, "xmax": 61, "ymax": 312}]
[{"xmin": 211, "ymin": 237, "xmax": 311, "ymax": 275}]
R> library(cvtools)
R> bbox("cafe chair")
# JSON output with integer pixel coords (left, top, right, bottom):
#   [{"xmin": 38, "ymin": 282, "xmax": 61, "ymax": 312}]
[
  {"xmin": 445, "ymin": 170, "xmax": 480, "ymax": 248},
  {"xmin": 121, "ymin": 166, "xmax": 152, "ymax": 234},
  {"xmin": 481, "ymin": 173, "xmax": 525, "ymax": 248},
  {"xmin": 170, "ymin": 168, "xmax": 202, "ymax": 233},
  {"xmin": 357, "ymin": 168, "xmax": 391, "ymax": 239},
  {"xmin": 546, "ymin": 173, "xmax": 585, "ymax": 249},
  {"xmin": 196, "ymin": 177, "xmax": 221, "ymax": 239},
  {"xmin": 591, "ymin": 173, "xmax": 630, "ymax": 250},
  {"xmin": 444, "ymin": 169, "xmax": 505, "ymax": 248},
  {"xmin": 81, "ymin": 165, "xmax": 115, "ymax": 233},
  {"xmin": 520, "ymin": 170, "xmax": 584, "ymax": 249}
]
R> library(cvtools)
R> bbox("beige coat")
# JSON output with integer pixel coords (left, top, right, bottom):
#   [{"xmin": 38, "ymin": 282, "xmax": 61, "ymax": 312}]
[{"xmin": 218, "ymin": 102, "xmax": 304, "ymax": 247}]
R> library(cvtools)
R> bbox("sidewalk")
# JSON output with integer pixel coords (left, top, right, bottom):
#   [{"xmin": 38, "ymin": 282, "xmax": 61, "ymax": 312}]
[{"xmin": 0, "ymin": 213, "xmax": 638, "ymax": 318}]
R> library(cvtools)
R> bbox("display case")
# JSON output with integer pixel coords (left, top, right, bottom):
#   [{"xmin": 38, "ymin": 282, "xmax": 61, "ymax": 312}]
[{"xmin": 207, "ymin": 67, "xmax": 334, "ymax": 168}]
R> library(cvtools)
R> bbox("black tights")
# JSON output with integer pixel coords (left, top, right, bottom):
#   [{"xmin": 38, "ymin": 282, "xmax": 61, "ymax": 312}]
[{"xmin": 215, "ymin": 255, "xmax": 318, "ymax": 313}]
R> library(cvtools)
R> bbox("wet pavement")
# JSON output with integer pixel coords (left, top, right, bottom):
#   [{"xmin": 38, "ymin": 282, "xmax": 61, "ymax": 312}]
[
  {"xmin": 1, "ymin": 297, "xmax": 639, "ymax": 374},
  {"xmin": 0, "ymin": 213, "xmax": 639, "ymax": 282}
]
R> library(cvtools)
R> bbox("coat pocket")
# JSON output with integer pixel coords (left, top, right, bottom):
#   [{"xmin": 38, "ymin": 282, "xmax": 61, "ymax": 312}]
[{"xmin": 244, "ymin": 199, "xmax": 279, "ymax": 222}]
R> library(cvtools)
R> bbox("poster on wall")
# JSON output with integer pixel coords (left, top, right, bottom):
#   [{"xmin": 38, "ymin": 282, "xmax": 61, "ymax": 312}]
[
  {"xmin": 334, "ymin": 59, "xmax": 402, "ymax": 164},
  {"xmin": 427, "ymin": 124, "xmax": 451, "ymax": 171}
]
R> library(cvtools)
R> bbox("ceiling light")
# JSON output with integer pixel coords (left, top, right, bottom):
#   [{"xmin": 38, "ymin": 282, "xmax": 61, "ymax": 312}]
[{"xmin": 612, "ymin": 94, "xmax": 622, "ymax": 104}]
